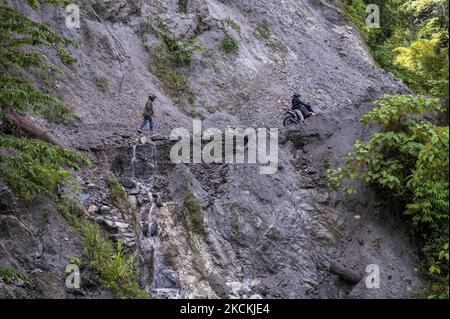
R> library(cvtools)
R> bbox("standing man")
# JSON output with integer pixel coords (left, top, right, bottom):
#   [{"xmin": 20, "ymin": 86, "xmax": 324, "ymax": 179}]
[{"xmin": 138, "ymin": 94, "xmax": 156, "ymax": 133}]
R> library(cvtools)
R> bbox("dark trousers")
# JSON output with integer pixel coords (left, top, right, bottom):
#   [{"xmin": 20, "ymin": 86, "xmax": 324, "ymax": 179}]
[{"xmin": 139, "ymin": 115, "xmax": 153, "ymax": 131}]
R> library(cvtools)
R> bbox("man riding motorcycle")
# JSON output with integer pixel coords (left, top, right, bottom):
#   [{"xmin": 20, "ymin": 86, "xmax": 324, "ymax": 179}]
[{"xmin": 291, "ymin": 92, "xmax": 315, "ymax": 121}]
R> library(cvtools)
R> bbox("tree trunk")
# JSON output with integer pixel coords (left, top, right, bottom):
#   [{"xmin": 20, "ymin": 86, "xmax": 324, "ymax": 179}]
[{"xmin": 6, "ymin": 111, "xmax": 67, "ymax": 149}]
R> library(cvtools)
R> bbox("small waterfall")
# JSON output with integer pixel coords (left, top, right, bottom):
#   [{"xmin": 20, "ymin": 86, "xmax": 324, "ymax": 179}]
[
  {"xmin": 131, "ymin": 144, "xmax": 137, "ymax": 177},
  {"xmin": 148, "ymin": 140, "xmax": 157, "ymax": 183},
  {"xmin": 128, "ymin": 137, "xmax": 180, "ymax": 297}
]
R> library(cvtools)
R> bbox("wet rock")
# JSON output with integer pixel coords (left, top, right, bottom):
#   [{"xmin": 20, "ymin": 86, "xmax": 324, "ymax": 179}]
[
  {"xmin": 120, "ymin": 177, "xmax": 136, "ymax": 189},
  {"xmin": 79, "ymin": 194, "xmax": 90, "ymax": 202},
  {"xmin": 100, "ymin": 205, "xmax": 111, "ymax": 212},
  {"xmin": 142, "ymin": 222, "xmax": 149, "ymax": 237},
  {"xmin": 129, "ymin": 188, "xmax": 140, "ymax": 195},
  {"xmin": 158, "ymin": 270, "xmax": 181, "ymax": 289},
  {"xmin": 137, "ymin": 195, "xmax": 144, "ymax": 206},
  {"xmin": 149, "ymin": 222, "xmax": 158, "ymax": 237},
  {"xmin": 114, "ymin": 221, "xmax": 129, "ymax": 229},
  {"xmin": 207, "ymin": 272, "xmax": 231, "ymax": 298},
  {"xmin": 94, "ymin": 216, "xmax": 117, "ymax": 232}
]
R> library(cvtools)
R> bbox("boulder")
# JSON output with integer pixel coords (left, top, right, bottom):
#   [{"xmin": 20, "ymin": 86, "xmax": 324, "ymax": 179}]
[
  {"xmin": 120, "ymin": 177, "xmax": 136, "ymax": 189},
  {"xmin": 329, "ymin": 262, "xmax": 363, "ymax": 284}
]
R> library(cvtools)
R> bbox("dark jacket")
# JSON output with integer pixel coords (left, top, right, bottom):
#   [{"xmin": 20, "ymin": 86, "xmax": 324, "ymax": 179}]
[
  {"xmin": 143, "ymin": 99, "xmax": 153, "ymax": 117},
  {"xmin": 292, "ymin": 96, "xmax": 313, "ymax": 117}
]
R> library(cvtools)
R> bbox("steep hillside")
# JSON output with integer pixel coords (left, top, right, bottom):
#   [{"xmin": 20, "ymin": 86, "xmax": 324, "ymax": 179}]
[{"xmin": 1, "ymin": 0, "xmax": 425, "ymax": 298}]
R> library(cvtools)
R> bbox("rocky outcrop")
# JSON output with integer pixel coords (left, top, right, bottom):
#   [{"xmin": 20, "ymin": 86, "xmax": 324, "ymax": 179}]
[{"xmin": 0, "ymin": 181, "xmax": 110, "ymax": 298}]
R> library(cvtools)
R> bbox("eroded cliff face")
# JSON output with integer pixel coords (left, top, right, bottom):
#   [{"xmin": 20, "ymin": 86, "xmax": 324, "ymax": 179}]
[{"xmin": 1, "ymin": 0, "xmax": 425, "ymax": 298}]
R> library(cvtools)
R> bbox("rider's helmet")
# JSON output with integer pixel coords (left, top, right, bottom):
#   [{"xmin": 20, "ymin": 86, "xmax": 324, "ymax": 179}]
[
  {"xmin": 149, "ymin": 94, "xmax": 157, "ymax": 100},
  {"xmin": 293, "ymin": 92, "xmax": 300, "ymax": 98}
]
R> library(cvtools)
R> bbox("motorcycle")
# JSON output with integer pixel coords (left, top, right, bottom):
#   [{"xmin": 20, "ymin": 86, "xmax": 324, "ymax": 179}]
[{"xmin": 282, "ymin": 107, "xmax": 303, "ymax": 127}]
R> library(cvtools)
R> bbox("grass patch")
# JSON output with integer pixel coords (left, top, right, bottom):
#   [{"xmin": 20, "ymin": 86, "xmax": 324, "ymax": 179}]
[
  {"xmin": 184, "ymin": 191, "xmax": 205, "ymax": 236},
  {"xmin": 256, "ymin": 20, "xmax": 272, "ymax": 39},
  {"xmin": 59, "ymin": 200, "xmax": 149, "ymax": 299},
  {"xmin": 149, "ymin": 43, "xmax": 196, "ymax": 109},
  {"xmin": 323, "ymin": 158, "xmax": 330, "ymax": 170},
  {"xmin": 266, "ymin": 38, "xmax": 288, "ymax": 56},
  {"xmin": 372, "ymin": 234, "xmax": 382, "ymax": 249},
  {"xmin": 82, "ymin": 222, "xmax": 149, "ymax": 299},
  {"xmin": 94, "ymin": 76, "xmax": 109, "ymax": 93},
  {"xmin": 0, "ymin": 266, "xmax": 32, "ymax": 285},
  {"xmin": 58, "ymin": 48, "xmax": 77, "ymax": 65},
  {"xmin": 224, "ymin": 17, "xmax": 241, "ymax": 34},
  {"xmin": 144, "ymin": 20, "xmax": 200, "ymax": 110}
]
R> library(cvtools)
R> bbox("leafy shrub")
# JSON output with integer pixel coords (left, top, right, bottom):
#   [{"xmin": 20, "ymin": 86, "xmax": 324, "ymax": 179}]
[
  {"xmin": 148, "ymin": 42, "xmax": 196, "ymax": 109},
  {"xmin": 0, "ymin": 72, "xmax": 71, "ymax": 119},
  {"xmin": 68, "ymin": 256, "xmax": 82, "ymax": 268},
  {"xmin": 58, "ymin": 48, "xmax": 77, "ymax": 65},
  {"xmin": 0, "ymin": 1, "xmax": 86, "ymax": 204},
  {"xmin": 162, "ymin": 34, "xmax": 202, "ymax": 67},
  {"xmin": 327, "ymin": 94, "xmax": 449, "ymax": 298},
  {"xmin": 222, "ymin": 36, "xmax": 239, "ymax": 54},
  {"xmin": 0, "ymin": 135, "xmax": 91, "ymax": 202},
  {"xmin": 82, "ymin": 221, "xmax": 149, "ymax": 298},
  {"xmin": 184, "ymin": 191, "xmax": 205, "ymax": 235}
]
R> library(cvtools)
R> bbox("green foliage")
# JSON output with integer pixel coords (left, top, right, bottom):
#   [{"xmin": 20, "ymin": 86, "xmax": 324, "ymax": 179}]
[
  {"xmin": 224, "ymin": 17, "xmax": 241, "ymax": 34},
  {"xmin": 342, "ymin": 4, "xmax": 449, "ymax": 295},
  {"xmin": 0, "ymin": 135, "xmax": 91, "ymax": 202},
  {"xmin": 68, "ymin": 256, "xmax": 82, "ymax": 268},
  {"xmin": 220, "ymin": 18, "xmax": 240, "ymax": 55},
  {"xmin": 0, "ymin": 265, "xmax": 32, "ymax": 285},
  {"xmin": 343, "ymin": 0, "xmax": 449, "ymax": 105},
  {"xmin": 162, "ymin": 34, "xmax": 202, "ymax": 67},
  {"xmin": 184, "ymin": 191, "xmax": 205, "ymax": 235},
  {"xmin": 327, "ymin": 94, "xmax": 449, "ymax": 298},
  {"xmin": 255, "ymin": 20, "xmax": 272, "ymax": 39},
  {"xmin": 222, "ymin": 36, "xmax": 239, "ymax": 54},
  {"xmin": 0, "ymin": 1, "xmax": 77, "ymax": 118},
  {"xmin": 420, "ymin": 217, "xmax": 449, "ymax": 299},
  {"xmin": 58, "ymin": 48, "xmax": 77, "ymax": 65},
  {"xmin": 395, "ymin": 37, "xmax": 449, "ymax": 95},
  {"xmin": 372, "ymin": 234, "xmax": 382, "ymax": 249},
  {"xmin": 144, "ymin": 20, "xmax": 199, "ymax": 108},
  {"xmin": 94, "ymin": 76, "xmax": 109, "ymax": 93},
  {"xmin": 107, "ymin": 176, "xmax": 134, "ymax": 216},
  {"xmin": 81, "ymin": 221, "xmax": 149, "ymax": 299},
  {"xmin": 0, "ymin": 72, "xmax": 71, "ymax": 119},
  {"xmin": 148, "ymin": 42, "xmax": 196, "ymax": 109},
  {"xmin": 0, "ymin": 1, "xmax": 87, "ymax": 205}
]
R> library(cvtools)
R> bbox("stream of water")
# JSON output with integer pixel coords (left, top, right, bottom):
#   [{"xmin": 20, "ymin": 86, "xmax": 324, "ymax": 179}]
[{"xmin": 130, "ymin": 138, "xmax": 182, "ymax": 298}]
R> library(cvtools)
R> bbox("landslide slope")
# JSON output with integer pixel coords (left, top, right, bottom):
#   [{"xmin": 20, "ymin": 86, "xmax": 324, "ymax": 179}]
[{"xmin": 1, "ymin": 0, "xmax": 424, "ymax": 298}]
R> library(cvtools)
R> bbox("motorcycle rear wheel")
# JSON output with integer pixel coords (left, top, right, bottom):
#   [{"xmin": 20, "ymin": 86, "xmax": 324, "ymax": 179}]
[{"xmin": 283, "ymin": 115, "xmax": 297, "ymax": 127}]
